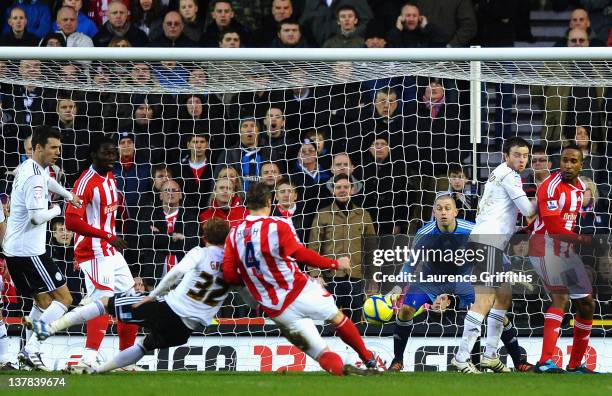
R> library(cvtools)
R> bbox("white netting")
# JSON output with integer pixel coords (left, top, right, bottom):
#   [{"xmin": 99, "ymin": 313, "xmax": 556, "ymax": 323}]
[
  {"xmin": 0, "ymin": 49, "xmax": 610, "ymax": 371},
  {"xmin": 4, "ymin": 59, "xmax": 612, "ymax": 94}
]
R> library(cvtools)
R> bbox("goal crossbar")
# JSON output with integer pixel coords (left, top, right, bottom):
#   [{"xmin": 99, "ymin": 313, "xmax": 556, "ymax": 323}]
[{"xmin": 2, "ymin": 46, "xmax": 612, "ymax": 62}]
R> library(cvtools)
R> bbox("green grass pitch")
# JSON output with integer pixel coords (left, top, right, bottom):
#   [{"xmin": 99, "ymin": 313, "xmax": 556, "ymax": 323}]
[{"xmin": 1, "ymin": 371, "xmax": 611, "ymax": 396}]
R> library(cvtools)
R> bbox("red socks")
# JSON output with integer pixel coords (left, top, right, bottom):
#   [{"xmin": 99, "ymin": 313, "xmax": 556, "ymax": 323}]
[
  {"xmin": 538, "ymin": 307, "xmax": 564, "ymax": 365},
  {"xmin": 84, "ymin": 315, "xmax": 138, "ymax": 353},
  {"xmin": 335, "ymin": 316, "xmax": 373, "ymax": 363},
  {"xmin": 85, "ymin": 315, "xmax": 109, "ymax": 351},
  {"xmin": 568, "ymin": 316, "xmax": 592, "ymax": 369},
  {"xmin": 318, "ymin": 351, "xmax": 344, "ymax": 376},
  {"xmin": 118, "ymin": 321, "xmax": 139, "ymax": 351}
]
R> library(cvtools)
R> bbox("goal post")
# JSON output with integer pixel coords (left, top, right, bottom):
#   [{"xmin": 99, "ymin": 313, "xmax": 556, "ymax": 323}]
[{"xmin": 0, "ymin": 47, "xmax": 610, "ymax": 372}]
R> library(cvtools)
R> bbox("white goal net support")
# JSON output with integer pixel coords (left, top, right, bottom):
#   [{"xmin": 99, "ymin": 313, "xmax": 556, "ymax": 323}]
[{"xmin": 0, "ymin": 47, "xmax": 610, "ymax": 372}]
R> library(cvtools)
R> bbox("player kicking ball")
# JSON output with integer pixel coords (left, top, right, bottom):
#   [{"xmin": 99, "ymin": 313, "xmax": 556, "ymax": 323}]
[
  {"xmin": 26, "ymin": 218, "xmax": 232, "ymax": 374},
  {"xmin": 223, "ymin": 182, "xmax": 381, "ymax": 376},
  {"xmin": 389, "ymin": 194, "xmax": 533, "ymax": 372},
  {"xmin": 529, "ymin": 145, "xmax": 598, "ymax": 374}
]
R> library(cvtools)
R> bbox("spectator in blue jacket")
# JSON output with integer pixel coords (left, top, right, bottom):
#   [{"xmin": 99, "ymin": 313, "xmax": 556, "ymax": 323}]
[
  {"xmin": 113, "ymin": 132, "xmax": 152, "ymax": 217},
  {"xmin": 3, "ymin": 0, "xmax": 51, "ymax": 39}
]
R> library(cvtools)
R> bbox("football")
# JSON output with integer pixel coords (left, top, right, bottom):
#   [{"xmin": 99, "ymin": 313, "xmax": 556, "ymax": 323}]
[{"xmin": 362, "ymin": 294, "xmax": 395, "ymax": 324}]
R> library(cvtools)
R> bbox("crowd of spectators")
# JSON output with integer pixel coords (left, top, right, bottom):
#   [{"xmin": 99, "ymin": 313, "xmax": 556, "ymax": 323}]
[{"xmin": 0, "ymin": 0, "xmax": 611, "ymax": 320}]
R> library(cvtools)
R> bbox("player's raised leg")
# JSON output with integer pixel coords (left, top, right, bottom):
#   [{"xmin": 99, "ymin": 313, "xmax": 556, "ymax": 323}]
[
  {"xmin": 26, "ymin": 298, "xmax": 108, "ymax": 341},
  {"xmin": 27, "ymin": 293, "xmax": 153, "ymax": 374},
  {"xmin": 13, "ymin": 272, "xmax": 72, "ymax": 371},
  {"xmin": 273, "ymin": 278, "xmax": 379, "ymax": 376},
  {"xmin": 74, "ymin": 256, "xmax": 139, "ymax": 370},
  {"xmin": 222, "ymin": 183, "xmax": 382, "ymax": 375},
  {"xmin": 329, "ymin": 311, "xmax": 379, "ymax": 369}
]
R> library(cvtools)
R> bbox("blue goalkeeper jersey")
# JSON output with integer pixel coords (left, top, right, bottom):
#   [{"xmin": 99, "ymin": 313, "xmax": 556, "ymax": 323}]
[{"xmin": 402, "ymin": 219, "xmax": 475, "ymax": 276}]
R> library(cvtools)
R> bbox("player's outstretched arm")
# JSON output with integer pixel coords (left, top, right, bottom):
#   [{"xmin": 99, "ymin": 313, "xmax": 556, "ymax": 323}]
[
  {"xmin": 65, "ymin": 211, "xmax": 127, "ymax": 248},
  {"xmin": 274, "ymin": 220, "xmax": 342, "ymax": 270},
  {"xmin": 513, "ymin": 193, "xmax": 537, "ymax": 218},
  {"xmin": 148, "ymin": 249, "xmax": 197, "ymax": 299},
  {"xmin": 501, "ymin": 172, "xmax": 537, "ymax": 217},
  {"xmin": 292, "ymin": 245, "xmax": 341, "ymax": 270},
  {"xmin": 29, "ymin": 205, "xmax": 61, "ymax": 225},
  {"xmin": 25, "ymin": 174, "xmax": 62, "ymax": 225},
  {"xmin": 47, "ymin": 177, "xmax": 81, "ymax": 208}
]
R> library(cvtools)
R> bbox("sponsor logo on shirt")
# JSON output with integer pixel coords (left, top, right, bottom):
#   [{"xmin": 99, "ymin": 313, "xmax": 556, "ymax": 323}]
[
  {"xmin": 33, "ymin": 186, "xmax": 44, "ymax": 200},
  {"xmin": 104, "ymin": 204, "xmax": 118, "ymax": 214},
  {"xmin": 563, "ymin": 212, "xmax": 577, "ymax": 222}
]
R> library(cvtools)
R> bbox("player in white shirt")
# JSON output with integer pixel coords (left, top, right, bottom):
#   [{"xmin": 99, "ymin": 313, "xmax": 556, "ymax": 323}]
[
  {"xmin": 2, "ymin": 126, "xmax": 82, "ymax": 370},
  {"xmin": 26, "ymin": 218, "xmax": 231, "ymax": 374},
  {"xmin": 451, "ymin": 137, "xmax": 537, "ymax": 373}
]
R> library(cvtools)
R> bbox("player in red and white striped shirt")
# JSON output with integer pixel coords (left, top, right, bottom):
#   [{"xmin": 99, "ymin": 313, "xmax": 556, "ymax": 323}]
[
  {"xmin": 529, "ymin": 145, "xmax": 596, "ymax": 374},
  {"xmin": 65, "ymin": 136, "xmax": 139, "ymax": 370},
  {"xmin": 223, "ymin": 182, "xmax": 381, "ymax": 376}
]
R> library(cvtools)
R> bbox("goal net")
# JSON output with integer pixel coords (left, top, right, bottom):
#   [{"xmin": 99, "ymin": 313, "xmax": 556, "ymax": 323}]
[{"xmin": 0, "ymin": 48, "xmax": 610, "ymax": 372}]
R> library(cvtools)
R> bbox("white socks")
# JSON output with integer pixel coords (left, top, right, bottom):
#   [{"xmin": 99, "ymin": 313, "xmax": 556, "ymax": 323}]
[
  {"xmin": 26, "ymin": 305, "xmax": 43, "ymax": 342},
  {"xmin": 25, "ymin": 301, "xmax": 68, "ymax": 354},
  {"xmin": 485, "ymin": 309, "xmax": 507, "ymax": 358},
  {"xmin": 456, "ymin": 311, "xmax": 485, "ymax": 362},
  {"xmin": 51, "ymin": 300, "xmax": 106, "ymax": 333},
  {"xmin": 0, "ymin": 320, "xmax": 9, "ymax": 363},
  {"xmin": 96, "ymin": 344, "xmax": 146, "ymax": 373},
  {"xmin": 39, "ymin": 301, "xmax": 69, "ymax": 324}
]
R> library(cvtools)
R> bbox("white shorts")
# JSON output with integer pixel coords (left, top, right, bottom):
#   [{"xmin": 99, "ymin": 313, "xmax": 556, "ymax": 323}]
[
  {"xmin": 529, "ymin": 254, "xmax": 592, "ymax": 300},
  {"xmin": 273, "ymin": 278, "xmax": 339, "ymax": 360},
  {"xmin": 80, "ymin": 254, "xmax": 135, "ymax": 299}
]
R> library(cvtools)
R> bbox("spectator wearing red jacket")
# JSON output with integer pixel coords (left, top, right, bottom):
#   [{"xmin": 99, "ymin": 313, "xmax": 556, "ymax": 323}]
[{"xmin": 199, "ymin": 177, "xmax": 248, "ymax": 228}]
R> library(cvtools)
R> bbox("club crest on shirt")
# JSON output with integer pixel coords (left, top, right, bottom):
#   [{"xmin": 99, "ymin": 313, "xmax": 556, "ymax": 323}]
[{"xmin": 547, "ymin": 200, "xmax": 559, "ymax": 210}]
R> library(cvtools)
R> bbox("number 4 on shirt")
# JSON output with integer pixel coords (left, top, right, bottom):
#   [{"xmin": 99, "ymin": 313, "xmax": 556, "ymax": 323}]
[{"xmin": 245, "ymin": 241, "xmax": 261, "ymax": 274}]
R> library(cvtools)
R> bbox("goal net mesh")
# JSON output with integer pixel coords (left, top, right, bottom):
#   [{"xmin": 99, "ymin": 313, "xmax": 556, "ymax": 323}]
[{"xmin": 0, "ymin": 57, "xmax": 610, "ymax": 371}]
